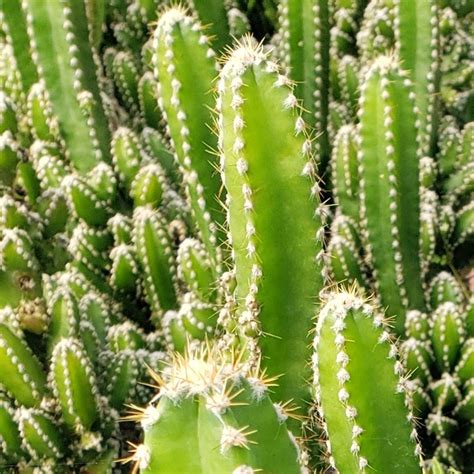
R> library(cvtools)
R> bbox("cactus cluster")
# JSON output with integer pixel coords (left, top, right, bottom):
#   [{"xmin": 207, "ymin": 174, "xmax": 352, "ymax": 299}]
[{"xmin": 0, "ymin": 0, "xmax": 472, "ymax": 473}]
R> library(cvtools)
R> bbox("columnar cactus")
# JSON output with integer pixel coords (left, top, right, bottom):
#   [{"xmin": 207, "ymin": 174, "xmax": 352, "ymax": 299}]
[
  {"xmin": 277, "ymin": 0, "xmax": 330, "ymax": 170},
  {"xmin": 122, "ymin": 344, "xmax": 305, "ymax": 473},
  {"xmin": 22, "ymin": 0, "xmax": 112, "ymax": 171},
  {"xmin": 358, "ymin": 56, "xmax": 426, "ymax": 332},
  {"xmin": 313, "ymin": 289, "xmax": 422, "ymax": 473},
  {"xmin": 0, "ymin": 0, "xmax": 472, "ymax": 472},
  {"xmin": 152, "ymin": 7, "xmax": 224, "ymax": 272},
  {"xmin": 218, "ymin": 39, "xmax": 326, "ymax": 416}
]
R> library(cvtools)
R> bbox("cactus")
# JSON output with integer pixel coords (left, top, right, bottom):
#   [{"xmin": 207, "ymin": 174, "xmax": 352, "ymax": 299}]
[
  {"xmin": 122, "ymin": 344, "xmax": 305, "ymax": 473},
  {"xmin": 218, "ymin": 38, "xmax": 326, "ymax": 417},
  {"xmin": 313, "ymin": 289, "xmax": 422, "ymax": 473},
  {"xmin": 152, "ymin": 7, "xmax": 224, "ymax": 272},
  {"xmin": 22, "ymin": 0, "xmax": 112, "ymax": 172},
  {"xmin": 402, "ymin": 272, "xmax": 474, "ymax": 472},
  {"xmin": 277, "ymin": 0, "xmax": 330, "ymax": 170},
  {"xmin": 358, "ymin": 56, "xmax": 425, "ymax": 332},
  {"xmin": 0, "ymin": 0, "xmax": 472, "ymax": 472}
]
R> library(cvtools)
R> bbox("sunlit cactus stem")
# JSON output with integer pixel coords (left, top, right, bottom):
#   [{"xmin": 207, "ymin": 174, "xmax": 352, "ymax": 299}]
[
  {"xmin": 22, "ymin": 0, "xmax": 111, "ymax": 172},
  {"xmin": 123, "ymin": 345, "xmax": 304, "ymax": 473},
  {"xmin": 218, "ymin": 39, "xmax": 326, "ymax": 421},
  {"xmin": 359, "ymin": 56, "xmax": 425, "ymax": 332},
  {"xmin": 313, "ymin": 290, "xmax": 422, "ymax": 473},
  {"xmin": 395, "ymin": 0, "xmax": 440, "ymax": 155},
  {"xmin": 152, "ymin": 7, "xmax": 224, "ymax": 275},
  {"xmin": 278, "ymin": 0, "xmax": 330, "ymax": 171}
]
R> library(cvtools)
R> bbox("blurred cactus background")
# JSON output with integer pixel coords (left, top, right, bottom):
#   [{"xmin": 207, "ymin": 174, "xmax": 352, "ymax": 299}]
[{"xmin": 0, "ymin": 0, "xmax": 472, "ymax": 473}]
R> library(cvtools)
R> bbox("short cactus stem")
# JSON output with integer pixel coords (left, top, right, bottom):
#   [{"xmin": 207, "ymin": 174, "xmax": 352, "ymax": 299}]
[
  {"xmin": 218, "ymin": 39, "xmax": 326, "ymax": 418},
  {"xmin": 330, "ymin": 124, "xmax": 359, "ymax": 222},
  {"xmin": 18, "ymin": 408, "xmax": 65, "ymax": 460},
  {"xmin": 152, "ymin": 7, "xmax": 224, "ymax": 272},
  {"xmin": 133, "ymin": 206, "xmax": 178, "ymax": 321},
  {"xmin": 278, "ymin": 0, "xmax": 330, "ymax": 171},
  {"xmin": 50, "ymin": 337, "xmax": 100, "ymax": 433},
  {"xmin": 177, "ymin": 237, "xmax": 216, "ymax": 303},
  {"xmin": 358, "ymin": 56, "xmax": 426, "ymax": 332},
  {"xmin": 0, "ymin": 310, "xmax": 46, "ymax": 407},
  {"xmin": 0, "ymin": 0, "xmax": 38, "ymax": 92},
  {"xmin": 123, "ymin": 345, "xmax": 303, "ymax": 473},
  {"xmin": 22, "ymin": 0, "xmax": 111, "ymax": 172},
  {"xmin": 0, "ymin": 398, "xmax": 23, "ymax": 461},
  {"xmin": 313, "ymin": 290, "xmax": 422, "ymax": 473}
]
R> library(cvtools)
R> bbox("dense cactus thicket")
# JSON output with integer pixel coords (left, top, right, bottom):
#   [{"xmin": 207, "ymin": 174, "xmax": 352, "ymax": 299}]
[{"xmin": 0, "ymin": 0, "xmax": 472, "ymax": 473}]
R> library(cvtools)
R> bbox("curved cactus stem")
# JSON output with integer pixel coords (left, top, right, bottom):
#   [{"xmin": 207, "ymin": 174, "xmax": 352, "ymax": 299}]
[
  {"xmin": 0, "ymin": 0, "xmax": 38, "ymax": 92},
  {"xmin": 219, "ymin": 39, "xmax": 326, "ymax": 419},
  {"xmin": 18, "ymin": 408, "xmax": 65, "ymax": 460},
  {"xmin": 359, "ymin": 56, "xmax": 425, "ymax": 331},
  {"xmin": 0, "ymin": 398, "xmax": 23, "ymax": 461},
  {"xmin": 313, "ymin": 290, "xmax": 422, "ymax": 473},
  {"xmin": 23, "ymin": 0, "xmax": 111, "ymax": 172}
]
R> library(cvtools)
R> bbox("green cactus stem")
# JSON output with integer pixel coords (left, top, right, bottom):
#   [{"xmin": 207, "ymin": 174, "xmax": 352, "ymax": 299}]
[
  {"xmin": 0, "ymin": 309, "xmax": 46, "ymax": 407},
  {"xmin": 50, "ymin": 337, "xmax": 100, "ymax": 435},
  {"xmin": 133, "ymin": 206, "xmax": 178, "ymax": 321},
  {"xmin": 123, "ymin": 345, "xmax": 304, "ymax": 473},
  {"xmin": 395, "ymin": 0, "xmax": 440, "ymax": 155},
  {"xmin": 313, "ymin": 290, "xmax": 422, "ymax": 473},
  {"xmin": 278, "ymin": 0, "xmax": 330, "ymax": 170},
  {"xmin": 218, "ymin": 39, "xmax": 326, "ymax": 417},
  {"xmin": 331, "ymin": 124, "xmax": 359, "ymax": 222},
  {"xmin": 152, "ymin": 7, "xmax": 224, "ymax": 272},
  {"xmin": 358, "ymin": 55, "xmax": 425, "ymax": 332},
  {"xmin": 22, "ymin": 0, "xmax": 111, "ymax": 172}
]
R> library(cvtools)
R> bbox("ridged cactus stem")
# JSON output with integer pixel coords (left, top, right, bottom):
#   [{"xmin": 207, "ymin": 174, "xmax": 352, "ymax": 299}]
[
  {"xmin": 218, "ymin": 39, "xmax": 326, "ymax": 418},
  {"xmin": 359, "ymin": 56, "xmax": 425, "ymax": 332},
  {"xmin": 278, "ymin": 0, "xmax": 330, "ymax": 171},
  {"xmin": 152, "ymin": 7, "xmax": 224, "ymax": 274},
  {"xmin": 0, "ymin": 0, "xmax": 38, "ymax": 92},
  {"xmin": 22, "ymin": 0, "xmax": 111, "ymax": 172},
  {"xmin": 123, "ymin": 345, "xmax": 303, "ymax": 473},
  {"xmin": 313, "ymin": 290, "xmax": 422, "ymax": 473},
  {"xmin": 395, "ymin": 0, "xmax": 440, "ymax": 155}
]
